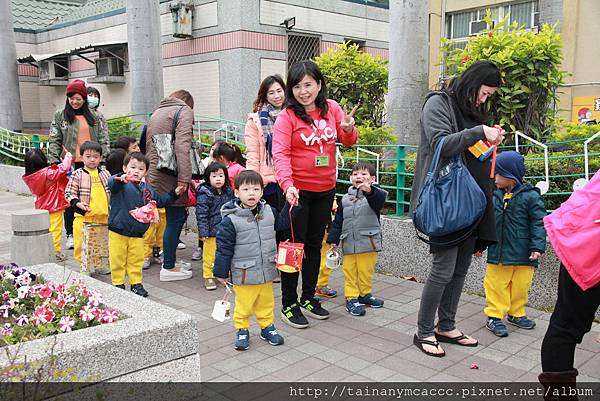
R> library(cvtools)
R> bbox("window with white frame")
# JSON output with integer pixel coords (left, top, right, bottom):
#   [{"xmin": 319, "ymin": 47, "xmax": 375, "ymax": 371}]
[{"xmin": 446, "ymin": 0, "xmax": 539, "ymax": 41}]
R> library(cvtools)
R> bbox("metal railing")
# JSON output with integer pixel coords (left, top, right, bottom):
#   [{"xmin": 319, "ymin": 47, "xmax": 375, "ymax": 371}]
[{"xmin": 1, "ymin": 117, "xmax": 599, "ymax": 216}]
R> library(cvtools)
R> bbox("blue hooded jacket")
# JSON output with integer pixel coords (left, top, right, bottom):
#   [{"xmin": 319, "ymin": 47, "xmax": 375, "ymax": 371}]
[
  {"xmin": 195, "ymin": 183, "xmax": 235, "ymax": 237},
  {"xmin": 108, "ymin": 174, "xmax": 177, "ymax": 238}
]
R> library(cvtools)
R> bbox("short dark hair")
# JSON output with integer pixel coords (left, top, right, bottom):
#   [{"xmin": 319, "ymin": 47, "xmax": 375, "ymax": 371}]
[
  {"xmin": 24, "ymin": 148, "xmax": 49, "ymax": 176},
  {"xmin": 351, "ymin": 162, "xmax": 376, "ymax": 176},
  {"xmin": 87, "ymin": 86, "xmax": 100, "ymax": 103},
  {"xmin": 123, "ymin": 152, "xmax": 149, "ymax": 170},
  {"xmin": 204, "ymin": 162, "xmax": 230, "ymax": 188},
  {"xmin": 212, "ymin": 142, "xmax": 246, "ymax": 167},
  {"xmin": 234, "ymin": 170, "xmax": 263, "ymax": 189},
  {"xmin": 113, "ymin": 136, "xmax": 137, "ymax": 151},
  {"xmin": 80, "ymin": 140, "xmax": 102, "ymax": 156},
  {"xmin": 105, "ymin": 148, "xmax": 127, "ymax": 175}
]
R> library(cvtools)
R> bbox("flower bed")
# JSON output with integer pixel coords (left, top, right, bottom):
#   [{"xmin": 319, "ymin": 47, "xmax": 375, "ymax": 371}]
[{"xmin": 0, "ymin": 263, "xmax": 120, "ymax": 346}]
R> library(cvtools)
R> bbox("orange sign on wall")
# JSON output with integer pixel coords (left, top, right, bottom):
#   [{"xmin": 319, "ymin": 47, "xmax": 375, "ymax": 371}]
[{"xmin": 572, "ymin": 96, "xmax": 600, "ymax": 123}]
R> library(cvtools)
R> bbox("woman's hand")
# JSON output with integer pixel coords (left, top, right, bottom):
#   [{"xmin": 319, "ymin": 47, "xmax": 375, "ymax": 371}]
[
  {"xmin": 340, "ymin": 105, "xmax": 358, "ymax": 133},
  {"xmin": 286, "ymin": 186, "xmax": 299, "ymax": 206},
  {"xmin": 483, "ymin": 125, "xmax": 505, "ymax": 146}
]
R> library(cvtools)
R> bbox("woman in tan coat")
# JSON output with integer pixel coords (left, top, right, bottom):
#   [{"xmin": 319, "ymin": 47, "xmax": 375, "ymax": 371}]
[{"xmin": 146, "ymin": 90, "xmax": 194, "ymax": 282}]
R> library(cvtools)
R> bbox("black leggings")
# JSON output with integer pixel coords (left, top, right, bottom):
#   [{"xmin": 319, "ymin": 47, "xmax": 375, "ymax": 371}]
[
  {"xmin": 541, "ymin": 264, "xmax": 600, "ymax": 371},
  {"xmin": 280, "ymin": 188, "xmax": 335, "ymax": 307}
]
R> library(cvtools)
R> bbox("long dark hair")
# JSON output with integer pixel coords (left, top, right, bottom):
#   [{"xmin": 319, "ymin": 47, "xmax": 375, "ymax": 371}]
[
  {"xmin": 253, "ymin": 75, "xmax": 286, "ymax": 112},
  {"xmin": 212, "ymin": 142, "xmax": 246, "ymax": 167},
  {"xmin": 24, "ymin": 148, "xmax": 49, "ymax": 176},
  {"xmin": 284, "ymin": 60, "xmax": 329, "ymax": 125},
  {"xmin": 444, "ymin": 60, "xmax": 501, "ymax": 123},
  {"xmin": 203, "ymin": 162, "xmax": 231, "ymax": 189},
  {"xmin": 63, "ymin": 95, "xmax": 96, "ymax": 126}
]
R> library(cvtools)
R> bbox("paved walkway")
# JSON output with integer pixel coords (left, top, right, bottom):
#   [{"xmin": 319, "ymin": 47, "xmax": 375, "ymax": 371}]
[{"xmin": 1, "ymin": 189, "xmax": 599, "ymax": 383}]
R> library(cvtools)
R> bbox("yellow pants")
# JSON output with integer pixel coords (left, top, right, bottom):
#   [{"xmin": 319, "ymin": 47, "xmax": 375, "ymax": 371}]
[
  {"xmin": 316, "ymin": 243, "xmax": 332, "ymax": 288},
  {"xmin": 343, "ymin": 252, "xmax": 378, "ymax": 299},
  {"xmin": 108, "ymin": 231, "xmax": 144, "ymax": 286},
  {"xmin": 233, "ymin": 282, "xmax": 274, "ymax": 330},
  {"xmin": 202, "ymin": 237, "xmax": 216, "ymax": 279},
  {"xmin": 73, "ymin": 214, "xmax": 108, "ymax": 263},
  {"xmin": 49, "ymin": 211, "xmax": 64, "ymax": 254},
  {"xmin": 143, "ymin": 208, "xmax": 166, "ymax": 258},
  {"xmin": 484, "ymin": 263, "xmax": 535, "ymax": 319}
]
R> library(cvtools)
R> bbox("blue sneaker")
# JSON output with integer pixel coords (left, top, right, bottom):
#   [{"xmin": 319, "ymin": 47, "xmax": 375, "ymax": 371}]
[
  {"xmin": 345, "ymin": 298, "xmax": 366, "ymax": 316},
  {"xmin": 357, "ymin": 293, "xmax": 384, "ymax": 308},
  {"xmin": 234, "ymin": 329, "xmax": 249, "ymax": 350},
  {"xmin": 486, "ymin": 317, "xmax": 508, "ymax": 337},
  {"xmin": 260, "ymin": 324, "xmax": 284, "ymax": 346},
  {"xmin": 507, "ymin": 315, "xmax": 536, "ymax": 329}
]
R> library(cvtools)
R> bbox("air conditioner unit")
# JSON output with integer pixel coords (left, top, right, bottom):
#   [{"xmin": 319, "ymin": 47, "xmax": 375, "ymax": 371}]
[
  {"xmin": 95, "ymin": 57, "xmax": 124, "ymax": 76},
  {"xmin": 470, "ymin": 20, "xmax": 488, "ymax": 35},
  {"xmin": 38, "ymin": 59, "xmax": 69, "ymax": 81}
]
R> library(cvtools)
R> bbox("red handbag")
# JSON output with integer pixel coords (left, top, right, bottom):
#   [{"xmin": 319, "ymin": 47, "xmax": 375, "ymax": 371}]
[{"xmin": 276, "ymin": 204, "xmax": 304, "ymax": 273}]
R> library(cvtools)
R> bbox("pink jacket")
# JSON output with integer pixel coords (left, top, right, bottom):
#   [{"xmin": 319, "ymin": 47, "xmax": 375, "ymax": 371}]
[
  {"xmin": 227, "ymin": 161, "xmax": 245, "ymax": 188},
  {"xmin": 544, "ymin": 170, "xmax": 600, "ymax": 290},
  {"xmin": 244, "ymin": 113, "xmax": 276, "ymax": 185}
]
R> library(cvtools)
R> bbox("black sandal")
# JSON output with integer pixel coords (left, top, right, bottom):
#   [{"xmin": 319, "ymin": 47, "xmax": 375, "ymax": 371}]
[
  {"xmin": 435, "ymin": 331, "xmax": 479, "ymax": 347},
  {"xmin": 413, "ymin": 334, "xmax": 446, "ymax": 357}
]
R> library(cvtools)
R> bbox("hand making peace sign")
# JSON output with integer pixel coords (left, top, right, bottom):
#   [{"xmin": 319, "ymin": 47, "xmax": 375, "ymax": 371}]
[{"xmin": 340, "ymin": 105, "xmax": 358, "ymax": 133}]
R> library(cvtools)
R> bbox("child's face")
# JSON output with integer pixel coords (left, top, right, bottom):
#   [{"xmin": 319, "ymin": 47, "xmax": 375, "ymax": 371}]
[
  {"xmin": 124, "ymin": 158, "xmax": 148, "ymax": 181},
  {"xmin": 82, "ymin": 150, "xmax": 101, "ymax": 169},
  {"xmin": 209, "ymin": 169, "xmax": 226, "ymax": 189},
  {"xmin": 495, "ymin": 174, "xmax": 515, "ymax": 190},
  {"xmin": 235, "ymin": 182, "xmax": 263, "ymax": 209},
  {"xmin": 350, "ymin": 168, "xmax": 375, "ymax": 188},
  {"xmin": 127, "ymin": 142, "xmax": 140, "ymax": 154}
]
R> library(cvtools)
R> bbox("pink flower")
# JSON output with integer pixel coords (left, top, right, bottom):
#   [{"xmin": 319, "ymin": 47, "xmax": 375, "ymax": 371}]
[
  {"xmin": 1, "ymin": 323, "xmax": 12, "ymax": 336},
  {"xmin": 1, "ymin": 292, "xmax": 9, "ymax": 300},
  {"xmin": 63, "ymin": 293, "xmax": 76, "ymax": 303},
  {"xmin": 32, "ymin": 305, "xmax": 55, "ymax": 325},
  {"xmin": 79, "ymin": 305, "xmax": 95, "ymax": 322},
  {"xmin": 16, "ymin": 285, "xmax": 30, "ymax": 299},
  {"xmin": 37, "ymin": 285, "xmax": 52, "ymax": 299},
  {"xmin": 15, "ymin": 272, "xmax": 32, "ymax": 286},
  {"xmin": 15, "ymin": 314, "xmax": 28, "ymax": 326},
  {"xmin": 91, "ymin": 307, "xmax": 101, "ymax": 319},
  {"xmin": 58, "ymin": 316, "xmax": 75, "ymax": 333},
  {"xmin": 87, "ymin": 291, "xmax": 103, "ymax": 307},
  {"xmin": 53, "ymin": 296, "xmax": 67, "ymax": 310},
  {"xmin": 101, "ymin": 309, "xmax": 119, "ymax": 323}
]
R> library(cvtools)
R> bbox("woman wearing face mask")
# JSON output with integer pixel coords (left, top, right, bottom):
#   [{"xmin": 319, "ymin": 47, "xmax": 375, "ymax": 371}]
[
  {"xmin": 48, "ymin": 80, "xmax": 110, "ymax": 249},
  {"xmin": 244, "ymin": 75, "xmax": 286, "ymax": 209},
  {"xmin": 87, "ymin": 86, "xmax": 101, "ymax": 112}
]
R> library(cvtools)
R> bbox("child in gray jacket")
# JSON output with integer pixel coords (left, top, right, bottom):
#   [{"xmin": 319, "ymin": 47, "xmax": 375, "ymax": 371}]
[
  {"xmin": 327, "ymin": 162, "xmax": 388, "ymax": 316},
  {"xmin": 213, "ymin": 170, "xmax": 284, "ymax": 350}
]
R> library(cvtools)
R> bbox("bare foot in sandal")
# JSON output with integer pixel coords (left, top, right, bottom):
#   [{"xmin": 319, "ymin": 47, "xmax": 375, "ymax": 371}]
[
  {"xmin": 435, "ymin": 328, "xmax": 478, "ymax": 346},
  {"xmin": 413, "ymin": 334, "xmax": 445, "ymax": 357}
]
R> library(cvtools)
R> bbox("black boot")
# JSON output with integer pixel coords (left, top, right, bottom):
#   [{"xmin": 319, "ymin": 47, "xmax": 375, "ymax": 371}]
[{"xmin": 538, "ymin": 369, "xmax": 579, "ymax": 401}]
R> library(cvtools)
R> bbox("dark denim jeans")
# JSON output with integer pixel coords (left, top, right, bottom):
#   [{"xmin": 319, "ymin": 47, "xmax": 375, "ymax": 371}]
[{"xmin": 162, "ymin": 206, "xmax": 187, "ymax": 269}]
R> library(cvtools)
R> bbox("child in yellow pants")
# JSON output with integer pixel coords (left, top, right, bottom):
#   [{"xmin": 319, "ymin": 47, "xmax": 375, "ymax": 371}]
[
  {"xmin": 64, "ymin": 142, "xmax": 111, "ymax": 270},
  {"xmin": 327, "ymin": 163, "xmax": 388, "ymax": 317},
  {"xmin": 107, "ymin": 152, "xmax": 178, "ymax": 296},
  {"xmin": 484, "ymin": 151, "xmax": 546, "ymax": 337},
  {"xmin": 22, "ymin": 148, "xmax": 73, "ymax": 261},
  {"xmin": 143, "ymin": 208, "xmax": 166, "ymax": 269},
  {"xmin": 213, "ymin": 170, "xmax": 283, "ymax": 350},
  {"xmin": 195, "ymin": 163, "xmax": 234, "ymax": 291},
  {"xmin": 315, "ymin": 237, "xmax": 338, "ymax": 298}
]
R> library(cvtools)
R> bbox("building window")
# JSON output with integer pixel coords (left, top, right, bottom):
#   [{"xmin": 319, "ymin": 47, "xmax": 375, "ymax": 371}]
[
  {"xmin": 446, "ymin": 0, "xmax": 539, "ymax": 41},
  {"xmin": 287, "ymin": 34, "xmax": 320, "ymax": 69}
]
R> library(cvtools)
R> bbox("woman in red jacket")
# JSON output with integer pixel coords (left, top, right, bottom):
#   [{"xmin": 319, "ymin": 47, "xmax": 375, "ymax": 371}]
[
  {"xmin": 22, "ymin": 148, "xmax": 73, "ymax": 261},
  {"xmin": 272, "ymin": 60, "xmax": 357, "ymax": 329}
]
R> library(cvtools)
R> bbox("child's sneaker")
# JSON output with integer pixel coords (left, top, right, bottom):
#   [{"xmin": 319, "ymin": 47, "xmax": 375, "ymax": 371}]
[
  {"xmin": 315, "ymin": 286, "xmax": 337, "ymax": 298},
  {"xmin": 507, "ymin": 315, "xmax": 536, "ymax": 329},
  {"xmin": 177, "ymin": 240, "xmax": 186, "ymax": 250},
  {"xmin": 300, "ymin": 297, "xmax": 330, "ymax": 320},
  {"xmin": 176, "ymin": 260, "xmax": 192, "ymax": 271},
  {"xmin": 260, "ymin": 324, "xmax": 284, "ymax": 346},
  {"xmin": 281, "ymin": 304, "xmax": 309, "ymax": 329},
  {"xmin": 152, "ymin": 255, "xmax": 163, "ymax": 265},
  {"xmin": 143, "ymin": 258, "xmax": 152, "ymax": 270},
  {"xmin": 153, "ymin": 247, "xmax": 161, "ymax": 258},
  {"xmin": 235, "ymin": 329, "xmax": 250, "ymax": 350},
  {"xmin": 486, "ymin": 317, "xmax": 509, "ymax": 337},
  {"xmin": 131, "ymin": 283, "xmax": 148, "ymax": 297},
  {"xmin": 115, "ymin": 284, "xmax": 126, "ymax": 290},
  {"xmin": 97, "ymin": 266, "xmax": 111, "ymax": 275},
  {"xmin": 357, "ymin": 293, "xmax": 384, "ymax": 308},
  {"xmin": 191, "ymin": 248, "xmax": 202, "ymax": 261},
  {"xmin": 66, "ymin": 235, "xmax": 74, "ymax": 250},
  {"xmin": 204, "ymin": 278, "xmax": 217, "ymax": 291},
  {"xmin": 345, "ymin": 298, "xmax": 366, "ymax": 316}
]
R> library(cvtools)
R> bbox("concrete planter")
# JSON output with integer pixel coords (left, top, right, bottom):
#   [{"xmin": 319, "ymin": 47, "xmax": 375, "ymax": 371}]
[
  {"xmin": 378, "ymin": 216, "xmax": 600, "ymax": 319},
  {"xmin": 0, "ymin": 263, "xmax": 201, "ymax": 383},
  {"xmin": 0, "ymin": 164, "xmax": 28, "ymax": 195}
]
